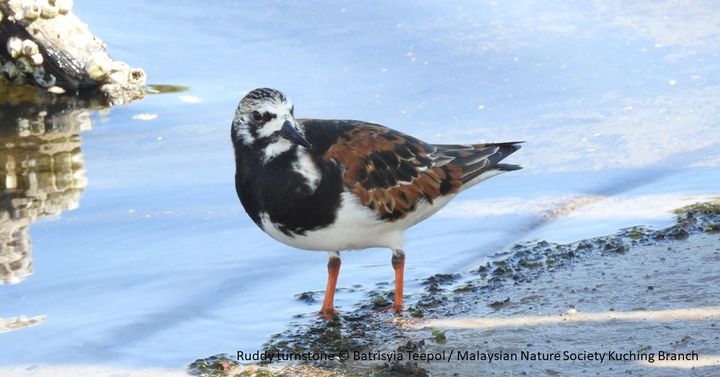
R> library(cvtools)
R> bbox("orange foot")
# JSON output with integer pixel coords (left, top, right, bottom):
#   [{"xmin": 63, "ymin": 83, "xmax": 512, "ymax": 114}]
[
  {"xmin": 319, "ymin": 306, "xmax": 338, "ymax": 320},
  {"xmin": 320, "ymin": 252, "xmax": 341, "ymax": 320}
]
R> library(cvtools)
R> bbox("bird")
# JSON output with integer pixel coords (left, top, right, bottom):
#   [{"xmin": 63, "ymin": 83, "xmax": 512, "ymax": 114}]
[{"xmin": 231, "ymin": 88, "xmax": 521, "ymax": 318}]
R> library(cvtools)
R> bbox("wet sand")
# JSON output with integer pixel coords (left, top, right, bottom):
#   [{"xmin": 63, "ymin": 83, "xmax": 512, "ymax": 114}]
[{"xmin": 407, "ymin": 232, "xmax": 720, "ymax": 376}]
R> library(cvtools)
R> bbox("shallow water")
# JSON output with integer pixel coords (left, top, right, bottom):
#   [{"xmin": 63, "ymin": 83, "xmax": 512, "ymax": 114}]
[{"xmin": 1, "ymin": 0, "xmax": 719, "ymax": 370}]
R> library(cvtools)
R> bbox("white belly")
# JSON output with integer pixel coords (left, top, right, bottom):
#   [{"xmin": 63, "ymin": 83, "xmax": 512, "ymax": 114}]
[{"xmin": 259, "ymin": 191, "xmax": 446, "ymax": 251}]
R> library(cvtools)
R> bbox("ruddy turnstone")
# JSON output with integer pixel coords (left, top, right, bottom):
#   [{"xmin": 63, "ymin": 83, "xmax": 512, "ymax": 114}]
[{"xmin": 231, "ymin": 88, "xmax": 521, "ymax": 317}]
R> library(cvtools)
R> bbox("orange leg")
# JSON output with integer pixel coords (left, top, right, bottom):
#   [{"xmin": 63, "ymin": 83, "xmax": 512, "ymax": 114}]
[
  {"xmin": 392, "ymin": 249, "xmax": 405, "ymax": 314},
  {"xmin": 320, "ymin": 251, "xmax": 341, "ymax": 318}
]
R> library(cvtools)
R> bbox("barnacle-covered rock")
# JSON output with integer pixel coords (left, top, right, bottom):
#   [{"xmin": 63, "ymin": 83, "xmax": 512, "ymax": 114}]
[{"xmin": 0, "ymin": 0, "xmax": 146, "ymax": 103}]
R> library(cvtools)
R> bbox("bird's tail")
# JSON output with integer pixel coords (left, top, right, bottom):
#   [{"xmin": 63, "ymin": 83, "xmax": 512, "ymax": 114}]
[{"xmin": 434, "ymin": 142, "xmax": 523, "ymax": 187}]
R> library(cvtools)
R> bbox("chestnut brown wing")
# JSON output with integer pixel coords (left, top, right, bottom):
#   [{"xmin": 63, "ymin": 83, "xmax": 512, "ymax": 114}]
[
  {"xmin": 322, "ymin": 123, "xmax": 462, "ymax": 221},
  {"xmin": 320, "ymin": 122, "xmax": 522, "ymax": 221}
]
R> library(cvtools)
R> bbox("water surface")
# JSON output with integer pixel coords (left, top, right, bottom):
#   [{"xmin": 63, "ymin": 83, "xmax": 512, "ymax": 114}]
[{"xmin": 1, "ymin": 0, "xmax": 719, "ymax": 370}]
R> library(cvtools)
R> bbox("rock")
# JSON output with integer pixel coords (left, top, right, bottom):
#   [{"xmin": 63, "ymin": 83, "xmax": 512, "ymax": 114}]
[
  {"xmin": 0, "ymin": 0, "xmax": 145, "ymax": 104},
  {"xmin": 294, "ymin": 291, "xmax": 317, "ymax": 304},
  {"xmin": 489, "ymin": 297, "xmax": 511, "ymax": 309}
]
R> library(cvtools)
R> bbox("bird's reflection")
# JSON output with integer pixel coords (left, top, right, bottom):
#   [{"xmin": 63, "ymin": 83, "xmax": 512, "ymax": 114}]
[{"xmin": 0, "ymin": 86, "xmax": 109, "ymax": 331}]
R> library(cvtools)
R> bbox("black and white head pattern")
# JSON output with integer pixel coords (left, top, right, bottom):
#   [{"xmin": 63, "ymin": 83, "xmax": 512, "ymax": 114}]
[{"xmin": 232, "ymin": 88, "xmax": 303, "ymax": 162}]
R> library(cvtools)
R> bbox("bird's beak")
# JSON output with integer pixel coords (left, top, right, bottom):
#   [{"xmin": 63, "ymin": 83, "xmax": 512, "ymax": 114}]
[{"xmin": 280, "ymin": 120, "xmax": 312, "ymax": 149}]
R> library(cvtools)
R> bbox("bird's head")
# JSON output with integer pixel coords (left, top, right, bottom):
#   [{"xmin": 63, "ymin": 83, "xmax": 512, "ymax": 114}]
[{"xmin": 231, "ymin": 88, "xmax": 311, "ymax": 160}]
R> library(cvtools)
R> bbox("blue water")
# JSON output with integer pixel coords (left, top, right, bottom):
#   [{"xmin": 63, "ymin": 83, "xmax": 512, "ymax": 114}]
[{"xmin": 1, "ymin": 0, "xmax": 719, "ymax": 371}]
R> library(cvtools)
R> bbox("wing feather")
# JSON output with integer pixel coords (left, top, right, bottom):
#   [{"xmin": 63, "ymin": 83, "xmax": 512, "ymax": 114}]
[
  {"xmin": 323, "ymin": 124, "xmax": 455, "ymax": 220},
  {"xmin": 319, "ymin": 121, "xmax": 521, "ymax": 221}
]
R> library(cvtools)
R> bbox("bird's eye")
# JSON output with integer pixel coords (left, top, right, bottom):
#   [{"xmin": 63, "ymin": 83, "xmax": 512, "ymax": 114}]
[{"xmin": 252, "ymin": 111, "xmax": 263, "ymax": 122}]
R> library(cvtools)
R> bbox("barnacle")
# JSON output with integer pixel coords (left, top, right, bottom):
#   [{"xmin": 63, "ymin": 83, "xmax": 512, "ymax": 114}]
[
  {"xmin": 22, "ymin": 1, "xmax": 42, "ymax": 21},
  {"xmin": 40, "ymin": 2, "xmax": 59, "ymax": 18},
  {"xmin": 30, "ymin": 53, "xmax": 43, "ymax": 66},
  {"xmin": 128, "ymin": 68, "xmax": 146, "ymax": 86},
  {"xmin": 84, "ymin": 51, "xmax": 112, "ymax": 80},
  {"xmin": 7, "ymin": 37, "xmax": 23, "ymax": 59},
  {"xmin": 56, "ymin": 0, "xmax": 73, "ymax": 15},
  {"xmin": 21, "ymin": 40, "xmax": 39, "ymax": 57}
]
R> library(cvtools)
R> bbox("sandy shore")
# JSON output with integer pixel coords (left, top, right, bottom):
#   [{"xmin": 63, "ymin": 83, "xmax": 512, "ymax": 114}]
[{"xmin": 404, "ymin": 231, "xmax": 720, "ymax": 376}]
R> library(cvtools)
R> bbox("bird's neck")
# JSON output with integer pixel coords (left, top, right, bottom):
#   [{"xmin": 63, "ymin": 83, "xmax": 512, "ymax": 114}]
[{"xmin": 232, "ymin": 139, "xmax": 304, "ymax": 178}]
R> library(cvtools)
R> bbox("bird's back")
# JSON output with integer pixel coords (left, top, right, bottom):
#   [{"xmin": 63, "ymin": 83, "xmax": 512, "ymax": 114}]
[{"xmin": 299, "ymin": 119, "xmax": 521, "ymax": 224}]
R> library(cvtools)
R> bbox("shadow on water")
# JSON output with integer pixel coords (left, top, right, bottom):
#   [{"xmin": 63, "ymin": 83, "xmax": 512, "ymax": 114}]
[{"xmin": 0, "ymin": 85, "xmax": 110, "ymax": 331}]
